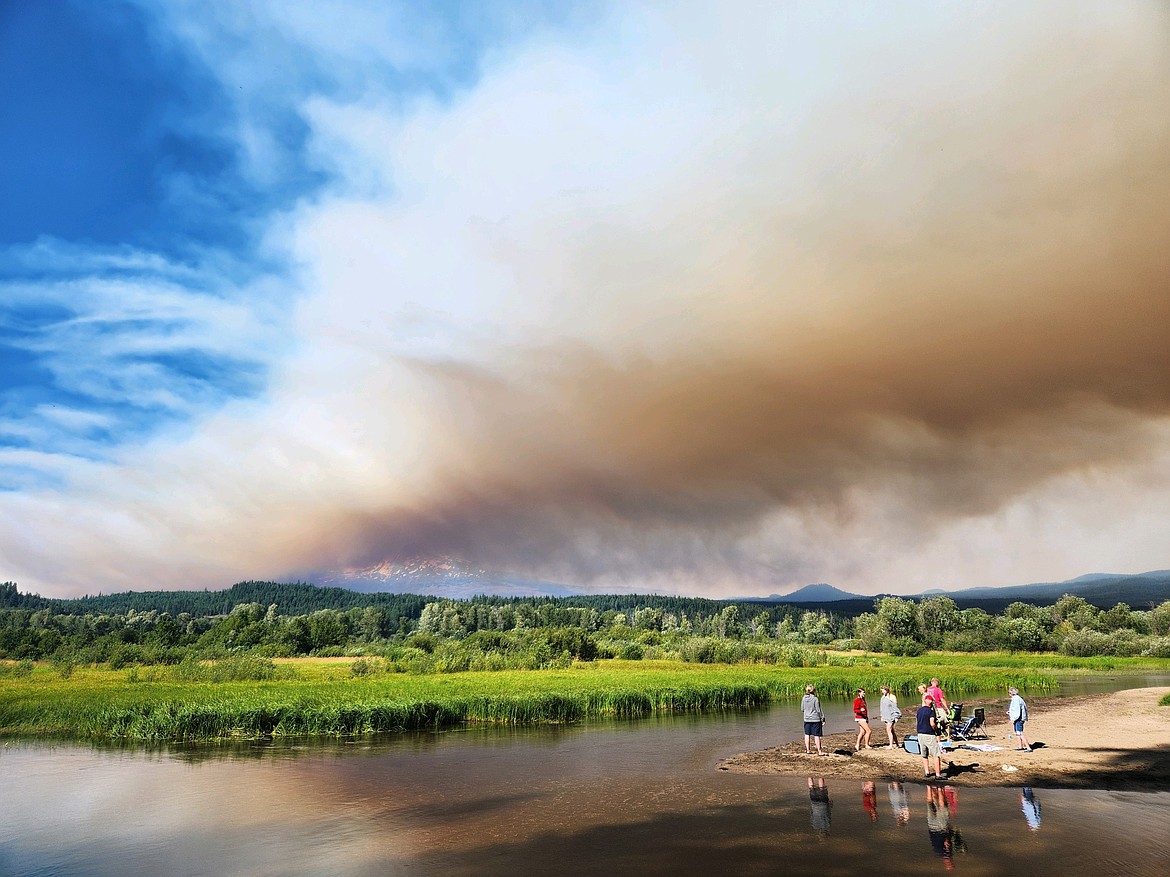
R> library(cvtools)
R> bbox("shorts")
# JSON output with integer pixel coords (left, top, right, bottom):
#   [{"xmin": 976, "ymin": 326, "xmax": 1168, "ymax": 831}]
[
  {"xmin": 804, "ymin": 721, "xmax": 824, "ymax": 737},
  {"xmin": 918, "ymin": 733, "xmax": 941, "ymax": 758},
  {"xmin": 1013, "ymin": 719, "xmax": 1025, "ymax": 733}
]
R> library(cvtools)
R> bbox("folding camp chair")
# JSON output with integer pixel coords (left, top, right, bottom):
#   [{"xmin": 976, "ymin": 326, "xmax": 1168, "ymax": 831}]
[
  {"xmin": 951, "ymin": 707, "xmax": 988, "ymax": 741},
  {"xmin": 933, "ymin": 702, "xmax": 960, "ymax": 738}
]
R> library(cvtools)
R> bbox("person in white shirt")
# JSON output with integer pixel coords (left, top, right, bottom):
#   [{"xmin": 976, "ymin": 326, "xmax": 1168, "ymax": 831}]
[{"xmin": 1008, "ymin": 686, "xmax": 1032, "ymax": 751}]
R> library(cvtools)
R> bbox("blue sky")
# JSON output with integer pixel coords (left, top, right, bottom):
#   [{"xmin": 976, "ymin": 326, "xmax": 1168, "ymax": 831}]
[
  {"xmin": 2, "ymin": 0, "xmax": 288, "ymax": 489},
  {"xmin": 3, "ymin": 1, "xmax": 1170, "ymax": 599},
  {"xmin": 0, "ymin": 1, "xmax": 265, "ymax": 250},
  {"xmin": 0, "ymin": 0, "xmax": 580, "ymax": 492}
]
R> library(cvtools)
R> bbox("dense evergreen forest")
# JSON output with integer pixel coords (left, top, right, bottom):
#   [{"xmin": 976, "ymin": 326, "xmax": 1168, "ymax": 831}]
[
  {"xmin": 3, "ymin": 580, "xmax": 1170, "ymax": 673},
  {"xmin": 0, "ymin": 580, "xmax": 431, "ymax": 617}
]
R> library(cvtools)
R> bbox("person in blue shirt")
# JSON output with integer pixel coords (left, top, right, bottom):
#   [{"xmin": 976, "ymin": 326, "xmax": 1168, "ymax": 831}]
[{"xmin": 917, "ymin": 694, "xmax": 944, "ymax": 779}]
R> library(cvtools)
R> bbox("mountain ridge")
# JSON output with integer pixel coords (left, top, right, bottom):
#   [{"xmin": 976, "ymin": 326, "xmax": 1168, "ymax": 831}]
[
  {"xmin": 302, "ymin": 560, "xmax": 1170, "ymax": 607},
  {"xmin": 305, "ymin": 558, "xmax": 580, "ymax": 599}
]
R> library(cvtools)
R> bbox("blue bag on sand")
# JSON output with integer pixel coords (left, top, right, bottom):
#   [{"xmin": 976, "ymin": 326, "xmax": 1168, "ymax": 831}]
[{"xmin": 902, "ymin": 735, "xmax": 953, "ymax": 756}]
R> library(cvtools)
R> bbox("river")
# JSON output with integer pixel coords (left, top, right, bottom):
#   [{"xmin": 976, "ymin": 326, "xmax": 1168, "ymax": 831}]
[{"xmin": 2, "ymin": 675, "xmax": 1169, "ymax": 876}]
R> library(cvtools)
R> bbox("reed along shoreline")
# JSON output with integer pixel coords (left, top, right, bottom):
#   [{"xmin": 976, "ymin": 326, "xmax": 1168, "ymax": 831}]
[{"xmin": 0, "ymin": 659, "xmax": 1058, "ymax": 742}]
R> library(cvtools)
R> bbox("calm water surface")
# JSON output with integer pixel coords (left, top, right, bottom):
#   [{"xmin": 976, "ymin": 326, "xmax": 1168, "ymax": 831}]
[{"xmin": 2, "ymin": 677, "xmax": 1169, "ymax": 876}]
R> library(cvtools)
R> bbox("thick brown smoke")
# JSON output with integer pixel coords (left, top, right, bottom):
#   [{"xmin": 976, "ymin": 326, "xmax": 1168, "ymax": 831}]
[{"xmin": 318, "ymin": 49, "xmax": 1170, "ymax": 587}]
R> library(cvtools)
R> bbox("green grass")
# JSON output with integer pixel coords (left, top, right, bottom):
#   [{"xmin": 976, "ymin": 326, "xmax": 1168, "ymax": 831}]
[
  {"xmin": 889, "ymin": 653, "xmax": 1170, "ymax": 673},
  {"xmin": 0, "ymin": 653, "xmax": 1139, "ymax": 742}
]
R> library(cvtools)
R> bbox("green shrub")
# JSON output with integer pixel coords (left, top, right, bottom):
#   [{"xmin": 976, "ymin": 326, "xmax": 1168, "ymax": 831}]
[
  {"xmin": 942, "ymin": 630, "xmax": 995, "ymax": 652},
  {"xmin": 884, "ymin": 637, "xmax": 925, "ymax": 657},
  {"xmin": 351, "ymin": 658, "xmax": 377, "ymax": 677},
  {"xmin": 108, "ymin": 643, "xmax": 143, "ymax": 670},
  {"xmin": 433, "ymin": 642, "xmax": 473, "ymax": 674},
  {"xmin": 390, "ymin": 647, "xmax": 435, "ymax": 674},
  {"xmin": 172, "ymin": 655, "xmax": 292, "ymax": 683},
  {"xmin": 1060, "ymin": 629, "xmax": 1120, "ymax": 657},
  {"xmin": 0, "ymin": 659, "xmax": 36, "ymax": 678},
  {"xmin": 405, "ymin": 633, "xmax": 439, "ymax": 654},
  {"xmin": 542, "ymin": 628, "xmax": 599, "ymax": 661},
  {"xmin": 1142, "ymin": 637, "xmax": 1170, "ymax": 658}
]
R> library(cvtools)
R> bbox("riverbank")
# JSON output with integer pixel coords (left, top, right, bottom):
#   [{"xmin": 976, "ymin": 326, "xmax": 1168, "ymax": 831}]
[{"xmin": 718, "ymin": 686, "xmax": 1170, "ymax": 790}]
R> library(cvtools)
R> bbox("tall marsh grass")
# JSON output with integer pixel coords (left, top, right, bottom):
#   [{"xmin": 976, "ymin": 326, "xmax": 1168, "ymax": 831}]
[{"xmin": 0, "ymin": 656, "xmax": 1081, "ymax": 742}]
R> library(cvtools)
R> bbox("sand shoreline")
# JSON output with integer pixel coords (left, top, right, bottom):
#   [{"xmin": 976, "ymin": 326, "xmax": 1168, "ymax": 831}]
[{"xmin": 718, "ymin": 686, "xmax": 1170, "ymax": 791}]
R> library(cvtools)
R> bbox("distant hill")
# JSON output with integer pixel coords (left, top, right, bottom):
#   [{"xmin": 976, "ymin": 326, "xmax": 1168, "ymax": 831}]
[
  {"xmin": 766, "ymin": 583, "xmax": 866, "ymax": 603},
  {"xmin": 306, "ymin": 558, "xmax": 582, "ymax": 599},
  {"xmin": 739, "ymin": 569, "xmax": 1170, "ymax": 616},
  {"xmin": 919, "ymin": 569, "xmax": 1170, "ymax": 609}
]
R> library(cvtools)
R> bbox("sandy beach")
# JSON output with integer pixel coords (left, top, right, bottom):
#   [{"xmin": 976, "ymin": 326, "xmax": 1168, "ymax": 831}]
[{"xmin": 718, "ymin": 686, "xmax": 1170, "ymax": 790}]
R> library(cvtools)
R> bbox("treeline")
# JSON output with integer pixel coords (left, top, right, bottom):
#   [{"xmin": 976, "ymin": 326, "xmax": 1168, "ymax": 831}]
[
  {"xmin": 0, "ymin": 586, "xmax": 816, "ymax": 671},
  {"xmin": 0, "ymin": 580, "xmax": 806, "ymax": 626},
  {"xmin": 3, "ymin": 582, "xmax": 1170, "ymax": 673},
  {"xmin": 852, "ymin": 594, "xmax": 1170, "ymax": 657},
  {"xmin": 0, "ymin": 580, "xmax": 431, "ymax": 618}
]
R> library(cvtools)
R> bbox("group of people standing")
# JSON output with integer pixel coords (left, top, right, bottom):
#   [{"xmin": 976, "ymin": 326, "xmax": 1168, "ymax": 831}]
[
  {"xmin": 801, "ymin": 678, "xmax": 1032, "ymax": 767},
  {"xmin": 800, "ymin": 681, "xmax": 916, "ymax": 755}
]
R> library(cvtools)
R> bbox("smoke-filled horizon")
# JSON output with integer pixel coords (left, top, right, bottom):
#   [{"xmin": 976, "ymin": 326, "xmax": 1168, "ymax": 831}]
[{"xmin": 3, "ymin": 2, "xmax": 1170, "ymax": 599}]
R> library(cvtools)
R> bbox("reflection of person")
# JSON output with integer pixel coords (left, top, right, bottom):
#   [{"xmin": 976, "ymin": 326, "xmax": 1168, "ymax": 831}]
[
  {"xmin": 925, "ymin": 786, "xmax": 956, "ymax": 871},
  {"xmin": 854, "ymin": 688, "xmax": 873, "ymax": 750},
  {"xmin": 808, "ymin": 777, "xmax": 832, "ymax": 835},
  {"xmin": 1008, "ymin": 687, "xmax": 1032, "ymax": 751},
  {"xmin": 1021, "ymin": 787, "xmax": 1041, "ymax": 831},
  {"xmin": 802, "ymin": 685, "xmax": 827, "ymax": 755},
  {"xmin": 863, "ymin": 781, "xmax": 878, "ymax": 822},
  {"xmin": 887, "ymin": 782, "xmax": 910, "ymax": 826},
  {"xmin": 917, "ymin": 695, "xmax": 944, "ymax": 779},
  {"xmin": 880, "ymin": 685, "xmax": 902, "ymax": 748}
]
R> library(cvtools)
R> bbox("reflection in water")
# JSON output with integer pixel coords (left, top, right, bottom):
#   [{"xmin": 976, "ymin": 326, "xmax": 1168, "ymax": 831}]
[
  {"xmin": 889, "ymin": 781, "xmax": 911, "ymax": 826},
  {"xmin": 1022, "ymin": 787, "xmax": 1042, "ymax": 831},
  {"xmin": 2, "ymin": 695, "xmax": 1170, "ymax": 876},
  {"xmin": 863, "ymin": 780, "xmax": 878, "ymax": 822},
  {"xmin": 808, "ymin": 777, "xmax": 832, "ymax": 835},
  {"xmin": 925, "ymin": 786, "xmax": 967, "ymax": 871}
]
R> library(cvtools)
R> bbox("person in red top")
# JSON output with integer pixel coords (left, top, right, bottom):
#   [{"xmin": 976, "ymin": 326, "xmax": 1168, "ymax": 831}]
[{"xmin": 853, "ymin": 688, "xmax": 873, "ymax": 750}]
